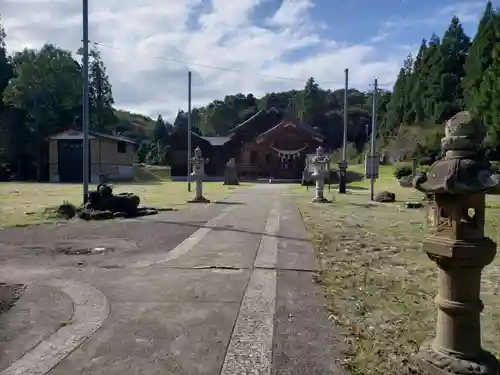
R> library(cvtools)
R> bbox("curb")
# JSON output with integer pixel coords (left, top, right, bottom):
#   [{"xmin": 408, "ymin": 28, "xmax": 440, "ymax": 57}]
[{"xmin": 0, "ymin": 280, "xmax": 110, "ymax": 375}]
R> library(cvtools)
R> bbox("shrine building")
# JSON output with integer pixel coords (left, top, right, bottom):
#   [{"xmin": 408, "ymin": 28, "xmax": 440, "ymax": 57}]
[{"xmin": 169, "ymin": 107, "xmax": 326, "ymax": 180}]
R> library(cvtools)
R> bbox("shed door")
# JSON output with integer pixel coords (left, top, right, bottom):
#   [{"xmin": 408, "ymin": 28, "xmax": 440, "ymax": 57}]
[{"xmin": 57, "ymin": 140, "xmax": 91, "ymax": 182}]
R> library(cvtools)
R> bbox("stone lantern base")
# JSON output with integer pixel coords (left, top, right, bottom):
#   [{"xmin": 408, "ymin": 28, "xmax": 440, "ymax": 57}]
[
  {"xmin": 311, "ymin": 196, "xmax": 330, "ymax": 203},
  {"xmin": 408, "ymin": 343, "xmax": 499, "ymax": 375},
  {"xmin": 187, "ymin": 196, "xmax": 210, "ymax": 203}
]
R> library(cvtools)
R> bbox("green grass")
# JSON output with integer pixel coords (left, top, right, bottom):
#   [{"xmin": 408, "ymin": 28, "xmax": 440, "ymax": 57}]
[
  {"xmin": 0, "ymin": 180, "xmax": 246, "ymax": 228},
  {"xmin": 292, "ymin": 165, "xmax": 500, "ymax": 375},
  {"xmin": 132, "ymin": 164, "xmax": 171, "ymax": 181}
]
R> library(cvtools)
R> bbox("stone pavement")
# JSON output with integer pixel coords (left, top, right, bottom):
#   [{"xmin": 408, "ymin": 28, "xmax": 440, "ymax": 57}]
[{"xmin": 0, "ymin": 184, "xmax": 347, "ymax": 375}]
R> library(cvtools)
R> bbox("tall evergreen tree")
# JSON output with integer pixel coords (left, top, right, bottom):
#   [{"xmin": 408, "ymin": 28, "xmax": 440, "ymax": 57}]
[
  {"xmin": 434, "ymin": 16, "xmax": 470, "ymax": 120},
  {"xmin": 401, "ymin": 53, "xmax": 414, "ymax": 124},
  {"xmin": 463, "ymin": 0, "xmax": 498, "ymax": 110},
  {"xmin": 0, "ymin": 16, "xmax": 13, "ymax": 107},
  {"xmin": 298, "ymin": 77, "xmax": 325, "ymax": 127},
  {"xmin": 409, "ymin": 39, "xmax": 428, "ymax": 124},
  {"xmin": 419, "ymin": 33, "xmax": 442, "ymax": 121},
  {"xmin": 152, "ymin": 114, "xmax": 167, "ymax": 142},
  {"xmin": 478, "ymin": 28, "xmax": 500, "ymax": 143},
  {"xmin": 88, "ymin": 48, "xmax": 116, "ymax": 132}
]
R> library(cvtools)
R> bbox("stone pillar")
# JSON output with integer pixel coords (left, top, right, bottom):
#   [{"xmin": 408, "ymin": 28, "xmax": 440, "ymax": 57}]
[
  {"xmin": 223, "ymin": 158, "xmax": 239, "ymax": 185},
  {"xmin": 311, "ymin": 146, "xmax": 330, "ymax": 203},
  {"xmin": 188, "ymin": 146, "xmax": 210, "ymax": 203},
  {"xmin": 411, "ymin": 111, "xmax": 500, "ymax": 375}
]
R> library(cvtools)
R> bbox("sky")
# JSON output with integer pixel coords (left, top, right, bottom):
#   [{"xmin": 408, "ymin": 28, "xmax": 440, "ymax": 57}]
[{"xmin": 1, "ymin": 0, "xmax": 495, "ymax": 121}]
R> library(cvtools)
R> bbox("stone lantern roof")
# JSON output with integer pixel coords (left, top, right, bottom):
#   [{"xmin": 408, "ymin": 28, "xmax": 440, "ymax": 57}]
[{"xmin": 413, "ymin": 111, "xmax": 499, "ymax": 194}]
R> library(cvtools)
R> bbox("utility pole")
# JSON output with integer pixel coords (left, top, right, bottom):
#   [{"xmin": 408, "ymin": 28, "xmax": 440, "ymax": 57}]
[
  {"xmin": 187, "ymin": 70, "xmax": 192, "ymax": 192},
  {"xmin": 370, "ymin": 78, "xmax": 378, "ymax": 201},
  {"xmin": 82, "ymin": 0, "xmax": 90, "ymax": 203},
  {"xmin": 338, "ymin": 68, "xmax": 348, "ymax": 194}
]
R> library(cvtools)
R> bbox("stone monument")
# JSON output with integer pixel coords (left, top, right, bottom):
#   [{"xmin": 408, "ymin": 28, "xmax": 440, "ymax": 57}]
[
  {"xmin": 410, "ymin": 111, "xmax": 500, "ymax": 375},
  {"xmin": 223, "ymin": 158, "xmax": 239, "ymax": 185},
  {"xmin": 310, "ymin": 146, "xmax": 330, "ymax": 203},
  {"xmin": 188, "ymin": 146, "xmax": 210, "ymax": 203}
]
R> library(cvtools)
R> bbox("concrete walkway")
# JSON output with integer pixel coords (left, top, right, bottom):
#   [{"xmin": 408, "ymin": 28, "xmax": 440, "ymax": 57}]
[{"xmin": 0, "ymin": 184, "xmax": 347, "ymax": 375}]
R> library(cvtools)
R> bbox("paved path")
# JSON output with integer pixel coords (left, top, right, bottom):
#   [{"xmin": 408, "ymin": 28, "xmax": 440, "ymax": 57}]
[{"xmin": 0, "ymin": 184, "xmax": 347, "ymax": 375}]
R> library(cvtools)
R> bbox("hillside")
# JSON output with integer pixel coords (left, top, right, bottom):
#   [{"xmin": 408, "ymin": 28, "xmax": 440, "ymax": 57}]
[{"xmin": 114, "ymin": 109, "xmax": 156, "ymax": 141}]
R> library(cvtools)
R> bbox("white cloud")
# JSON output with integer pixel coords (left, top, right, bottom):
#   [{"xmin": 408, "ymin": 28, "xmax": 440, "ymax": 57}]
[{"xmin": 2, "ymin": 0, "xmax": 402, "ymax": 121}]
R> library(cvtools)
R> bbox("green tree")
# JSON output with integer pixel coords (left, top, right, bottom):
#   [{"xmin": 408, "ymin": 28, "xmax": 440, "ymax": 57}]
[
  {"xmin": 478, "ymin": 33, "xmax": 500, "ymax": 143},
  {"xmin": 136, "ymin": 140, "xmax": 150, "ymax": 163},
  {"xmin": 433, "ymin": 16, "xmax": 470, "ymax": 120},
  {"xmin": 298, "ymin": 77, "xmax": 326, "ymax": 127},
  {"xmin": 463, "ymin": 0, "xmax": 498, "ymax": 111},
  {"xmin": 3, "ymin": 44, "xmax": 82, "ymax": 179},
  {"xmin": 0, "ymin": 16, "xmax": 13, "ymax": 107},
  {"xmin": 152, "ymin": 114, "xmax": 167, "ymax": 142},
  {"xmin": 173, "ymin": 109, "xmax": 188, "ymax": 129},
  {"xmin": 419, "ymin": 34, "xmax": 442, "ymax": 121},
  {"xmin": 409, "ymin": 39, "xmax": 428, "ymax": 124},
  {"xmin": 384, "ymin": 67, "xmax": 407, "ymax": 133},
  {"xmin": 88, "ymin": 48, "xmax": 116, "ymax": 132}
]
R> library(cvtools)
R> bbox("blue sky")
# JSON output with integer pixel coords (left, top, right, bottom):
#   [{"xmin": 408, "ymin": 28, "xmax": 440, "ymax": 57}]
[{"xmin": 2, "ymin": 0, "xmax": 495, "ymax": 119}]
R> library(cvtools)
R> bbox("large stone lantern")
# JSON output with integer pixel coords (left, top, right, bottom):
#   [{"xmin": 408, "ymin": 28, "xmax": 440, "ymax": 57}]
[
  {"xmin": 188, "ymin": 146, "xmax": 210, "ymax": 203},
  {"xmin": 310, "ymin": 146, "xmax": 330, "ymax": 203},
  {"xmin": 410, "ymin": 111, "xmax": 499, "ymax": 375}
]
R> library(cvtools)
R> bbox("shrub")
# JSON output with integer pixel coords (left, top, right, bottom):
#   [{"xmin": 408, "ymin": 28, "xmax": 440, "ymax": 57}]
[{"xmin": 393, "ymin": 162, "xmax": 413, "ymax": 179}]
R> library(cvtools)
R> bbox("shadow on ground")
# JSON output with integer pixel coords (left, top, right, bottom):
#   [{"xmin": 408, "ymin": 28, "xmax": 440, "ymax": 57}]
[
  {"xmin": 213, "ymin": 201, "xmax": 245, "ymax": 205},
  {"xmin": 133, "ymin": 217, "xmax": 308, "ymax": 242}
]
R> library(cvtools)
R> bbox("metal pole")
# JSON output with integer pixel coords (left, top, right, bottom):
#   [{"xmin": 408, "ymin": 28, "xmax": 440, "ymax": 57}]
[
  {"xmin": 338, "ymin": 68, "xmax": 348, "ymax": 194},
  {"xmin": 187, "ymin": 70, "xmax": 192, "ymax": 192},
  {"xmin": 370, "ymin": 78, "xmax": 378, "ymax": 201},
  {"xmin": 82, "ymin": 0, "xmax": 90, "ymax": 203},
  {"xmin": 342, "ymin": 68, "xmax": 348, "ymax": 162}
]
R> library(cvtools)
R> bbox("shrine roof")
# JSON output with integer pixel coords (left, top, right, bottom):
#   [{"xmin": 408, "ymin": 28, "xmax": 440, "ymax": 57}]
[
  {"xmin": 228, "ymin": 107, "xmax": 283, "ymax": 134},
  {"xmin": 255, "ymin": 118, "xmax": 324, "ymax": 141}
]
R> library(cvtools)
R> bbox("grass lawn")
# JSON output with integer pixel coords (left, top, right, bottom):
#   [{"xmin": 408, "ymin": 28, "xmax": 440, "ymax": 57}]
[
  {"xmin": 292, "ymin": 165, "xmax": 500, "ymax": 375},
  {"xmin": 0, "ymin": 180, "xmax": 244, "ymax": 228}
]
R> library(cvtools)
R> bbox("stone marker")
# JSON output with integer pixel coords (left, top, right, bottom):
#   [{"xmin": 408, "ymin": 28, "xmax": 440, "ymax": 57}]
[
  {"xmin": 223, "ymin": 158, "xmax": 239, "ymax": 185},
  {"xmin": 310, "ymin": 146, "xmax": 330, "ymax": 203},
  {"xmin": 188, "ymin": 146, "xmax": 210, "ymax": 203},
  {"xmin": 410, "ymin": 111, "xmax": 500, "ymax": 375}
]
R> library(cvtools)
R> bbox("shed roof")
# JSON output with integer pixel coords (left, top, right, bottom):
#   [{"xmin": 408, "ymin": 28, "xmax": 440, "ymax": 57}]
[{"xmin": 47, "ymin": 129, "xmax": 137, "ymax": 144}]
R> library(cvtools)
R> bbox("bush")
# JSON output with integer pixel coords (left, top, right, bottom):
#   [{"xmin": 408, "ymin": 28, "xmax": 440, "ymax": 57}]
[{"xmin": 393, "ymin": 162, "xmax": 413, "ymax": 179}]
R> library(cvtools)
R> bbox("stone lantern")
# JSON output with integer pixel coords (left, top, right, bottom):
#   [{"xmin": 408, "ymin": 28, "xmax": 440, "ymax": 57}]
[
  {"xmin": 410, "ymin": 111, "xmax": 499, "ymax": 375},
  {"xmin": 188, "ymin": 146, "xmax": 210, "ymax": 203},
  {"xmin": 310, "ymin": 146, "xmax": 330, "ymax": 203}
]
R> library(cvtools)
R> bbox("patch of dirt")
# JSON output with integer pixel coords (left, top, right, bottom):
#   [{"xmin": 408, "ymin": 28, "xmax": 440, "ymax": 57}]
[
  {"xmin": 53, "ymin": 239, "xmax": 137, "ymax": 255},
  {"xmin": 0, "ymin": 283, "xmax": 26, "ymax": 314},
  {"xmin": 296, "ymin": 191, "xmax": 500, "ymax": 375}
]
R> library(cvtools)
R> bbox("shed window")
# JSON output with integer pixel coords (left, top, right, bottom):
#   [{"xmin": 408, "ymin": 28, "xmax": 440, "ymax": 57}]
[{"xmin": 117, "ymin": 141, "xmax": 127, "ymax": 153}]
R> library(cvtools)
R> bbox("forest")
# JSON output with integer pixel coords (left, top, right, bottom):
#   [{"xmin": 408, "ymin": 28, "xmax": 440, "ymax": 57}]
[{"xmin": 1, "ymin": 1, "xmax": 500, "ymax": 178}]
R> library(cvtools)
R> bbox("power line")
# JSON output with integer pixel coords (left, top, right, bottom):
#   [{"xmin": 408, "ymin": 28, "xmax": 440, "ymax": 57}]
[{"xmin": 91, "ymin": 41, "xmax": 344, "ymax": 86}]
